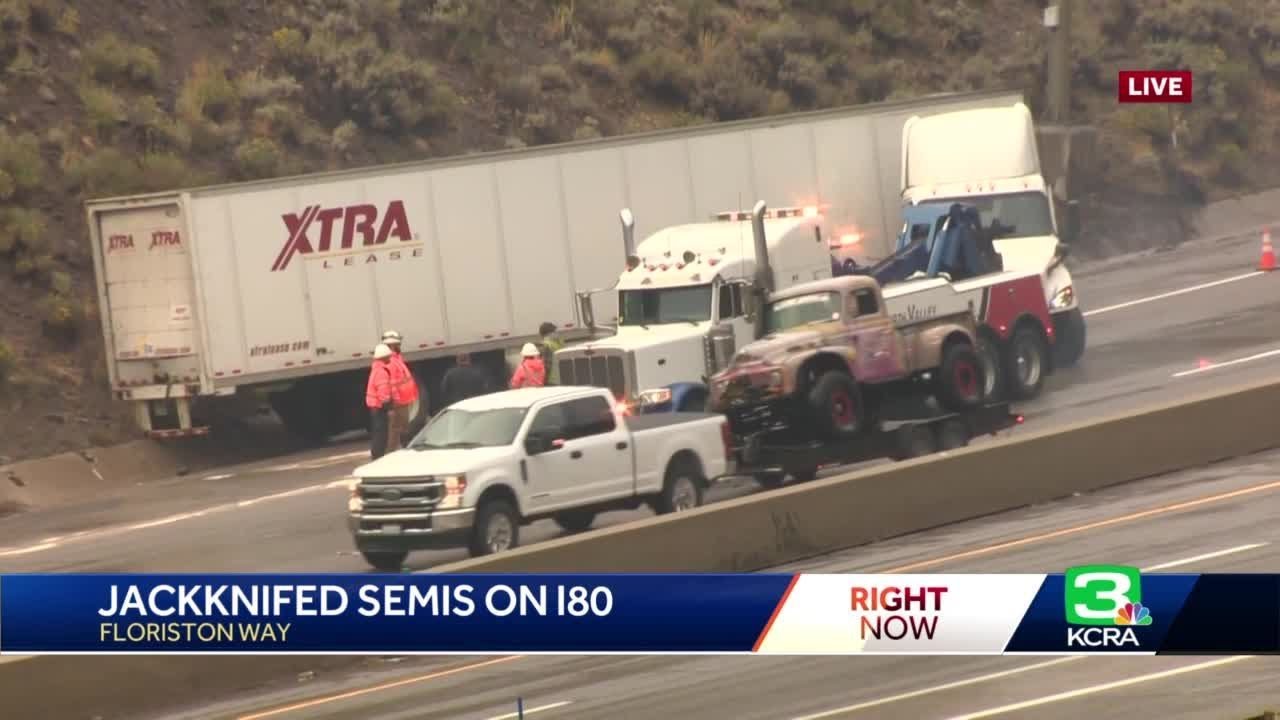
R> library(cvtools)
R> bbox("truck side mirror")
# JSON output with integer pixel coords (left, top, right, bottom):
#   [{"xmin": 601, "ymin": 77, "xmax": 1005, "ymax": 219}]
[
  {"xmin": 524, "ymin": 434, "xmax": 549, "ymax": 455},
  {"xmin": 1062, "ymin": 200, "xmax": 1080, "ymax": 245},
  {"xmin": 741, "ymin": 285, "xmax": 757, "ymax": 320}
]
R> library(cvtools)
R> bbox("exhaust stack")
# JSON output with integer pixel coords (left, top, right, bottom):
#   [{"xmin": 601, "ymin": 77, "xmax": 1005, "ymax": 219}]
[
  {"xmin": 621, "ymin": 208, "xmax": 639, "ymax": 269},
  {"xmin": 750, "ymin": 200, "xmax": 774, "ymax": 293}
]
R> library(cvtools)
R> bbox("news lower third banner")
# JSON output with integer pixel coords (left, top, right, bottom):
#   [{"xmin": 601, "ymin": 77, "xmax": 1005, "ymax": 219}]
[{"xmin": 0, "ymin": 570, "xmax": 1275, "ymax": 655}]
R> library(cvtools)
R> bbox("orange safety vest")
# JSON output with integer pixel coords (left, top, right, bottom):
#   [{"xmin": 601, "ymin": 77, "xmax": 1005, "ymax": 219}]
[
  {"xmin": 365, "ymin": 361, "xmax": 393, "ymax": 409},
  {"xmin": 390, "ymin": 353, "xmax": 418, "ymax": 406}
]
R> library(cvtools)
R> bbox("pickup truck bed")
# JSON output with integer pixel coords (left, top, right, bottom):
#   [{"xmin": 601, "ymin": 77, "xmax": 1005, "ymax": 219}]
[{"xmin": 725, "ymin": 402, "xmax": 1022, "ymax": 485}]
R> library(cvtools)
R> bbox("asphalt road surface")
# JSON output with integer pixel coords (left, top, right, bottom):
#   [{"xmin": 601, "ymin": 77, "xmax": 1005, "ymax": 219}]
[
  {"xmin": 2, "ymin": 232, "xmax": 1279, "ymax": 574},
  {"xmin": 188, "ymin": 447, "xmax": 1280, "ymax": 720}
]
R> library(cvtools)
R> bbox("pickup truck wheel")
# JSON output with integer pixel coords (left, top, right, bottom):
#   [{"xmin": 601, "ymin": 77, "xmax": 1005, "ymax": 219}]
[
  {"xmin": 934, "ymin": 343, "xmax": 984, "ymax": 412},
  {"xmin": 807, "ymin": 371, "xmax": 865, "ymax": 441},
  {"xmin": 1004, "ymin": 325, "xmax": 1048, "ymax": 400},
  {"xmin": 469, "ymin": 499, "xmax": 520, "ymax": 557},
  {"xmin": 657, "ymin": 464, "xmax": 705, "ymax": 514},
  {"xmin": 553, "ymin": 510, "xmax": 596, "ymax": 533},
  {"xmin": 360, "ymin": 550, "xmax": 408, "ymax": 572}
]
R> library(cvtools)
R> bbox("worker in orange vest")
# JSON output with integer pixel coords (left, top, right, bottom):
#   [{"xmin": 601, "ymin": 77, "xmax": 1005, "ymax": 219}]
[
  {"xmin": 365, "ymin": 343, "xmax": 395, "ymax": 460},
  {"xmin": 381, "ymin": 330, "xmax": 419, "ymax": 450},
  {"xmin": 510, "ymin": 343, "xmax": 547, "ymax": 388}
]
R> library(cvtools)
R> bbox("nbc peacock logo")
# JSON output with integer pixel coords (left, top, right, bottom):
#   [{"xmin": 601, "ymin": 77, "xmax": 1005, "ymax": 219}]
[{"xmin": 1114, "ymin": 601, "xmax": 1152, "ymax": 626}]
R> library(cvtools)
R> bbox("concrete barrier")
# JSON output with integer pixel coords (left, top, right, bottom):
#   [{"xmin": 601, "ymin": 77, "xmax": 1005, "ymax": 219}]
[
  {"xmin": 0, "ymin": 653, "xmax": 471, "ymax": 718},
  {"xmin": 7, "ymin": 377, "xmax": 1280, "ymax": 716},
  {"xmin": 432, "ymin": 374, "xmax": 1280, "ymax": 573}
]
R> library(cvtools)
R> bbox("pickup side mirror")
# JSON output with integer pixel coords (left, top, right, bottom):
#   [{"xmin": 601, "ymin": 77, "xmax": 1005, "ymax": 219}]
[
  {"xmin": 1061, "ymin": 200, "xmax": 1080, "ymax": 245},
  {"xmin": 524, "ymin": 434, "xmax": 548, "ymax": 455}
]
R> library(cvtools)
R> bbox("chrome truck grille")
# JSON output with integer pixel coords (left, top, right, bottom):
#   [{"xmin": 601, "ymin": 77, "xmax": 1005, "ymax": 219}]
[
  {"xmin": 557, "ymin": 349, "xmax": 630, "ymax": 398},
  {"xmin": 357, "ymin": 478, "xmax": 444, "ymax": 515}
]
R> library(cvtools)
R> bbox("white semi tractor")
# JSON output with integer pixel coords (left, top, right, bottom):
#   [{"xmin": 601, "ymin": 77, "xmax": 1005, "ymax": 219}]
[
  {"xmin": 86, "ymin": 89, "xmax": 1022, "ymax": 442},
  {"xmin": 900, "ymin": 102, "xmax": 1085, "ymax": 367}
]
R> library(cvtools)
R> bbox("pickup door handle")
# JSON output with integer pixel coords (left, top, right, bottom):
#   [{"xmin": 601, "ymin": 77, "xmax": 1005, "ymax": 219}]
[
  {"xmin": 570, "ymin": 450, "xmax": 583, "ymax": 459},
  {"xmin": 616, "ymin": 441, "xmax": 628, "ymax": 450}
]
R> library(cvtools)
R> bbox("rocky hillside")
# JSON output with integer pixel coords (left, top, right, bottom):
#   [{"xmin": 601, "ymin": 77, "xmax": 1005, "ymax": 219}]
[{"xmin": 1, "ymin": 0, "xmax": 1277, "ymax": 462}]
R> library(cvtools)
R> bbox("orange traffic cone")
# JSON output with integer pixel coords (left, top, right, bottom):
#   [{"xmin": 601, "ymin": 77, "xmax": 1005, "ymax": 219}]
[
  {"xmin": 1260, "ymin": 229, "xmax": 1277, "ymax": 271},
  {"xmin": 1254, "ymin": 230, "xmax": 1274, "ymax": 270}
]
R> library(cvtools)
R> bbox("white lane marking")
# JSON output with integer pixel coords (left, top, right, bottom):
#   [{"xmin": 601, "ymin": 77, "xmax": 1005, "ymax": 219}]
[
  {"xmin": 789, "ymin": 658, "xmax": 1079, "ymax": 720},
  {"xmin": 1143, "ymin": 543, "xmax": 1267, "ymax": 571},
  {"xmin": 0, "ymin": 478, "xmax": 351, "ymax": 557},
  {"xmin": 788, "ymin": 548, "xmax": 1256, "ymax": 719},
  {"xmin": 1172, "ymin": 347, "xmax": 1280, "ymax": 378},
  {"xmin": 484, "ymin": 701, "xmax": 573, "ymax": 720},
  {"xmin": 204, "ymin": 473, "xmax": 235, "ymax": 481},
  {"xmin": 1083, "ymin": 270, "xmax": 1263, "ymax": 318},
  {"xmin": 262, "ymin": 450, "xmax": 367, "ymax": 473},
  {"xmin": 945, "ymin": 656, "xmax": 1253, "ymax": 719}
]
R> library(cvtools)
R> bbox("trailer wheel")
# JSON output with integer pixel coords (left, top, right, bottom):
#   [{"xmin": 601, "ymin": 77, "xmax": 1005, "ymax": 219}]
[
  {"xmin": 890, "ymin": 424, "xmax": 937, "ymax": 461},
  {"xmin": 1004, "ymin": 324, "xmax": 1048, "ymax": 400},
  {"xmin": 977, "ymin": 334, "xmax": 1004, "ymax": 402},
  {"xmin": 934, "ymin": 342, "xmax": 984, "ymax": 412},
  {"xmin": 360, "ymin": 550, "xmax": 408, "ymax": 572},
  {"xmin": 1052, "ymin": 308, "xmax": 1087, "ymax": 368},
  {"xmin": 807, "ymin": 371, "xmax": 865, "ymax": 442},
  {"xmin": 553, "ymin": 510, "xmax": 596, "ymax": 533},
  {"xmin": 936, "ymin": 419, "xmax": 970, "ymax": 451}
]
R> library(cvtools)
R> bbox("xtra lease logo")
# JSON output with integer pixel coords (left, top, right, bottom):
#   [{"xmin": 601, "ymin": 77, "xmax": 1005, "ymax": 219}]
[
  {"xmin": 272, "ymin": 200, "xmax": 416, "ymax": 272},
  {"xmin": 1064, "ymin": 564, "xmax": 1151, "ymax": 648}
]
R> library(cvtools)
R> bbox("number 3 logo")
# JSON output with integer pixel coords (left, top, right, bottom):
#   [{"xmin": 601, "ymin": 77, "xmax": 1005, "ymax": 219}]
[{"xmin": 1064, "ymin": 565, "xmax": 1142, "ymax": 626}]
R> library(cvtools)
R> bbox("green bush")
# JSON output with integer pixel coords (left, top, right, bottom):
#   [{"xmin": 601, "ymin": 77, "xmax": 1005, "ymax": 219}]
[
  {"xmin": 237, "ymin": 69, "xmax": 302, "ymax": 104},
  {"xmin": 40, "ymin": 293, "xmax": 80, "ymax": 341},
  {"xmin": 0, "ymin": 169, "xmax": 12, "ymax": 200},
  {"xmin": 79, "ymin": 83, "xmax": 127, "ymax": 138},
  {"xmin": 691, "ymin": 46, "xmax": 770, "ymax": 120},
  {"xmin": 0, "ymin": 207, "xmax": 48, "ymax": 253},
  {"xmin": 67, "ymin": 147, "xmax": 144, "ymax": 196},
  {"xmin": 538, "ymin": 63, "xmax": 574, "ymax": 92},
  {"xmin": 234, "ymin": 137, "xmax": 284, "ymax": 179},
  {"xmin": 251, "ymin": 102, "xmax": 326, "ymax": 148},
  {"xmin": 14, "ymin": 250, "xmax": 53, "ymax": 279},
  {"xmin": 177, "ymin": 60, "xmax": 239, "ymax": 123},
  {"xmin": 329, "ymin": 119, "xmax": 359, "ymax": 154},
  {"xmin": 271, "ymin": 27, "xmax": 307, "ymax": 68},
  {"xmin": 571, "ymin": 49, "xmax": 620, "ymax": 83},
  {"xmin": 139, "ymin": 153, "xmax": 198, "ymax": 191},
  {"xmin": 497, "ymin": 74, "xmax": 539, "ymax": 113},
  {"xmin": 1214, "ymin": 143, "xmax": 1248, "ymax": 186},
  {"xmin": 49, "ymin": 270, "xmax": 71, "ymax": 295},
  {"xmin": 54, "ymin": 6, "xmax": 77, "ymax": 35},
  {"xmin": 83, "ymin": 34, "xmax": 162, "ymax": 89},
  {"xmin": 0, "ymin": 338, "xmax": 13, "ymax": 385},
  {"xmin": 0, "ymin": 128, "xmax": 44, "ymax": 195},
  {"xmin": 628, "ymin": 48, "xmax": 695, "ymax": 104}
]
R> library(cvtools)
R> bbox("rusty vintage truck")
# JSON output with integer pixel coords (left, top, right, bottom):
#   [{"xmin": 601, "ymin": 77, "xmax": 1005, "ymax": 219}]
[{"xmin": 707, "ymin": 274, "xmax": 983, "ymax": 442}]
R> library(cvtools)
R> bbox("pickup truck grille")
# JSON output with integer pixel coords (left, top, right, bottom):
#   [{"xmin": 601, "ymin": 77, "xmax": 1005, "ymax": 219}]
[
  {"xmin": 357, "ymin": 479, "xmax": 443, "ymax": 514},
  {"xmin": 558, "ymin": 353, "xmax": 627, "ymax": 398}
]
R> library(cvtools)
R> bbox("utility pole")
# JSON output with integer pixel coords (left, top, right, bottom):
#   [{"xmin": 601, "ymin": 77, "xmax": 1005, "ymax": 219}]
[{"xmin": 1045, "ymin": 0, "xmax": 1072, "ymax": 124}]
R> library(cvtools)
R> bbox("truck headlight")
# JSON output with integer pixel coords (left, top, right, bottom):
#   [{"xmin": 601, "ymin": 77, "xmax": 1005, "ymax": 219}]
[
  {"xmin": 639, "ymin": 388, "xmax": 672, "ymax": 406},
  {"xmin": 347, "ymin": 481, "xmax": 363, "ymax": 513},
  {"xmin": 1051, "ymin": 285, "xmax": 1075, "ymax": 310},
  {"xmin": 437, "ymin": 474, "xmax": 467, "ymax": 509}
]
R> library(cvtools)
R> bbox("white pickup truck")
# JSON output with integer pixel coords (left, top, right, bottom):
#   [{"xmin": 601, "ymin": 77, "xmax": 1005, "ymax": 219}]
[{"xmin": 347, "ymin": 386, "xmax": 731, "ymax": 570}]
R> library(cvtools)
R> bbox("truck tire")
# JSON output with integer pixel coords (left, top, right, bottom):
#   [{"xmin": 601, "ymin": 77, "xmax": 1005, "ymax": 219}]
[
  {"xmin": 269, "ymin": 388, "xmax": 336, "ymax": 446},
  {"xmin": 977, "ymin": 334, "xmax": 1004, "ymax": 402},
  {"xmin": 1052, "ymin": 308, "xmax": 1087, "ymax": 368},
  {"xmin": 806, "ymin": 371, "xmax": 865, "ymax": 442},
  {"xmin": 936, "ymin": 418, "xmax": 970, "ymax": 451},
  {"xmin": 360, "ymin": 550, "xmax": 408, "ymax": 572},
  {"xmin": 553, "ymin": 510, "xmax": 596, "ymax": 533},
  {"xmin": 889, "ymin": 424, "xmax": 937, "ymax": 461},
  {"xmin": 1004, "ymin": 325, "xmax": 1048, "ymax": 401},
  {"xmin": 934, "ymin": 343, "xmax": 984, "ymax": 412},
  {"xmin": 656, "ymin": 460, "xmax": 706, "ymax": 514},
  {"xmin": 754, "ymin": 472, "xmax": 786, "ymax": 490},
  {"xmin": 469, "ymin": 498, "xmax": 520, "ymax": 557}
]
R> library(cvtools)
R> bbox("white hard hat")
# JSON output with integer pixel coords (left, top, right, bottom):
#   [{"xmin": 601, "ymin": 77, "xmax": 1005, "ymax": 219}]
[
  {"xmin": 521, "ymin": 343, "xmax": 540, "ymax": 358},
  {"xmin": 373, "ymin": 343, "xmax": 393, "ymax": 360},
  {"xmin": 381, "ymin": 330, "xmax": 402, "ymax": 343}
]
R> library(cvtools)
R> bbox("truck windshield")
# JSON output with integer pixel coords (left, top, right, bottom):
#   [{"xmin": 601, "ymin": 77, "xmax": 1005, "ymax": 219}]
[
  {"xmin": 619, "ymin": 284, "xmax": 712, "ymax": 325},
  {"xmin": 764, "ymin": 292, "xmax": 841, "ymax": 333},
  {"xmin": 916, "ymin": 192, "xmax": 1054, "ymax": 240},
  {"xmin": 409, "ymin": 407, "xmax": 528, "ymax": 449}
]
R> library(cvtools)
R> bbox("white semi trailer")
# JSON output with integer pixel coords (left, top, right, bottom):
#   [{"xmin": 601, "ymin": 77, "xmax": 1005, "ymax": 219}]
[{"xmin": 87, "ymin": 89, "xmax": 1021, "ymax": 442}]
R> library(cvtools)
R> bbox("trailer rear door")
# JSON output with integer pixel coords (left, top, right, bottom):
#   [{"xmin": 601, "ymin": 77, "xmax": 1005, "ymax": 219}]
[{"xmin": 96, "ymin": 203, "xmax": 198, "ymax": 365}]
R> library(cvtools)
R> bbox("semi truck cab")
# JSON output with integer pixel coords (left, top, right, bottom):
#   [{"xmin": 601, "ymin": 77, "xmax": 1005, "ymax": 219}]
[
  {"xmin": 558, "ymin": 203, "xmax": 838, "ymax": 413},
  {"xmin": 901, "ymin": 102, "xmax": 1086, "ymax": 368}
]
